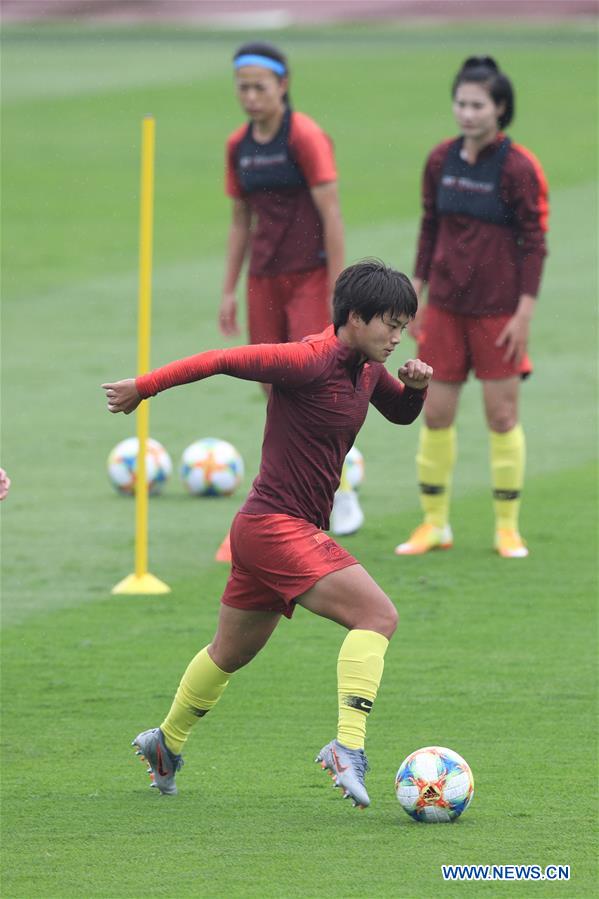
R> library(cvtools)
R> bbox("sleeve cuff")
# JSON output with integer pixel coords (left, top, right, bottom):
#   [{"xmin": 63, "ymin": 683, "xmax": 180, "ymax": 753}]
[
  {"xmin": 403, "ymin": 384, "xmax": 428, "ymax": 402},
  {"xmin": 135, "ymin": 373, "xmax": 155, "ymax": 399}
]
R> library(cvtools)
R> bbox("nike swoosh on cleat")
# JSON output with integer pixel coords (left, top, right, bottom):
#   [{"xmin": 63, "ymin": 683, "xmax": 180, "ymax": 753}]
[
  {"xmin": 155, "ymin": 743, "xmax": 169, "ymax": 778},
  {"xmin": 331, "ymin": 748, "xmax": 349, "ymax": 773}
]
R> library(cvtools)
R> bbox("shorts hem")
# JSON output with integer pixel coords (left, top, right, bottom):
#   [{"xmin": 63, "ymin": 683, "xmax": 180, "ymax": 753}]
[
  {"xmin": 419, "ymin": 306, "xmax": 533, "ymax": 383},
  {"xmin": 248, "ymin": 263, "xmax": 327, "ymax": 279},
  {"xmin": 430, "ymin": 373, "xmax": 468, "ymax": 384},
  {"xmin": 221, "ymin": 556, "xmax": 359, "ymax": 619},
  {"xmin": 291, "ymin": 556, "xmax": 359, "ymax": 603}
]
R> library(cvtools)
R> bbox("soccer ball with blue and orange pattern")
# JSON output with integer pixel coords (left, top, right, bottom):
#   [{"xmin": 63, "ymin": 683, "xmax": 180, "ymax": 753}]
[
  {"xmin": 107, "ymin": 437, "xmax": 172, "ymax": 496},
  {"xmin": 395, "ymin": 746, "xmax": 474, "ymax": 823},
  {"xmin": 180, "ymin": 438, "xmax": 244, "ymax": 497}
]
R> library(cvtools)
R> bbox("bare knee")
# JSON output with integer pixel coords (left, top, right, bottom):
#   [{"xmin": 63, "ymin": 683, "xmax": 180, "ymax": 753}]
[
  {"xmin": 487, "ymin": 411, "xmax": 518, "ymax": 433},
  {"xmin": 355, "ymin": 598, "xmax": 398, "ymax": 640},
  {"xmin": 379, "ymin": 601, "xmax": 399, "ymax": 639},
  {"xmin": 483, "ymin": 380, "xmax": 519, "ymax": 432},
  {"xmin": 208, "ymin": 638, "xmax": 257, "ymax": 673},
  {"xmin": 424, "ymin": 381, "xmax": 461, "ymax": 429},
  {"xmin": 425, "ymin": 411, "xmax": 455, "ymax": 430}
]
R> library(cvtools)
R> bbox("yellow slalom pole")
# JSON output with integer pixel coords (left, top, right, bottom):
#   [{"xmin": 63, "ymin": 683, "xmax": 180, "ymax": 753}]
[{"xmin": 112, "ymin": 116, "xmax": 170, "ymax": 595}]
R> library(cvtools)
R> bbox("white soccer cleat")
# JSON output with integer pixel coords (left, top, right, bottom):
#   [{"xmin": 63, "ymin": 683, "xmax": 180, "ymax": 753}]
[{"xmin": 331, "ymin": 490, "xmax": 364, "ymax": 536}]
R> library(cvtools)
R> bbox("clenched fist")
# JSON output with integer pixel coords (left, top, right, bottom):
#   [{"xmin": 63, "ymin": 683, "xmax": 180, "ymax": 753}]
[
  {"xmin": 397, "ymin": 359, "xmax": 433, "ymax": 390},
  {"xmin": 102, "ymin": 379, "xmax": 142, "ymax": 415}
]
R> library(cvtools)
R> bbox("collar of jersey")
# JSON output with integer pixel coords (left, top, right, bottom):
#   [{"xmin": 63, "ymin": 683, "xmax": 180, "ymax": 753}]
[{"xmin": 328, "ymin": 325, "xmax": 368, "ymax": 372}]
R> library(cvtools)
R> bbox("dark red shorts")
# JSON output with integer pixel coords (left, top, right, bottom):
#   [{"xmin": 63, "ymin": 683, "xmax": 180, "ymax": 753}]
[
  {"xmin": 247, "ymin": 267, "xmax": 330, "ymax": 344},
  {"xmin": 221, "ymin": 512, "xmax": 358, "ymax": 619},
  {"xmin": 418, "ymin": 305, "xmax": 532, "ymax": 382}
]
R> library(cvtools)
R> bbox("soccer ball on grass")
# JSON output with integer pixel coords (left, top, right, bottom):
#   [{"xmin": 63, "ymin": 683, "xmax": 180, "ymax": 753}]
[
  {"xmin": 395, "ymin": 746, "xmax": 474, "ymax": 822},
  {"xmin": 180, "ymin": 438, "xmax": 244, "ymax": 497},
  {"xmin": 107, "ymin": 437, "xmax": 172, "ymax": 496}
]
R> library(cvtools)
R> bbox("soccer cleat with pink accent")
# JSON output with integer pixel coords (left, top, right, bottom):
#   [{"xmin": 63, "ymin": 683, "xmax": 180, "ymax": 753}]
[
  {"xmin": 132, "ymin": 727, "xmax": 183, "ymax": 795},
  {"xmin": 316, "ymin": 739, "xmax": 370, "ymax": 808},
  {"xmin": 495, "ymin": 528, "xmax": 529, "ymax": 558},
  {"xmin": 394, "ymin": 523, "xmax": 453, "ymax": 556}
]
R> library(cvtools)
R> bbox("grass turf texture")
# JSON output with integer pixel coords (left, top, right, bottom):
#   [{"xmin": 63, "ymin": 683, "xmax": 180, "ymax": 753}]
[{"xmin": 1, "ymin": 20, "xmax": 597, "ymax": 899}]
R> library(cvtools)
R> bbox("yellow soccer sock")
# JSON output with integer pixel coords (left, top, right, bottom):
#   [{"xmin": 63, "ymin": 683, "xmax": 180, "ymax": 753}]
[
  {"xmin": 416, "ymin": 425, "xmax": 456, "ymax": 528},
  {"xmin": 339, "ymin": 462, "xmax": 352, "ymax": 493},
  {"xmin": 337, "ymin": 629, "xmax": 389, "ymax": 750},
  {"xmin": 490, "ymin": 425, "xmax": 525, "ymax": 532},
  {"xmin": 160, "ymin": 647, "xmax": 231, "ymax": 754}
]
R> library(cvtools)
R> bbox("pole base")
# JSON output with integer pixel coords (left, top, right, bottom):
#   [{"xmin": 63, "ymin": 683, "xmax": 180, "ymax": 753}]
[{"xmin": 111, "ymin": 572, "xmax": 171, "ymax": 595}]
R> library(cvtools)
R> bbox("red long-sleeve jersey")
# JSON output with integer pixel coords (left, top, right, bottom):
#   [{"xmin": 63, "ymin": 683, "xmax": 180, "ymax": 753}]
[
  {"xmin": 136, "ymin": 326, "xmax": 425, "ymax": 530},
  {"xmin": 226, "ymin": 109, "xmax": 336, "ymax": 276},
  {"xmin": 414, "ymin": 135, "xmax": 549, "ymax": 315}
]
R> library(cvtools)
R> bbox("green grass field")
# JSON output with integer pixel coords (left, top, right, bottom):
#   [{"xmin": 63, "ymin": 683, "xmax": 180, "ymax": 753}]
[{"xmin": 1, "ymin": 19, "xmax": 597, "ymax": 899}]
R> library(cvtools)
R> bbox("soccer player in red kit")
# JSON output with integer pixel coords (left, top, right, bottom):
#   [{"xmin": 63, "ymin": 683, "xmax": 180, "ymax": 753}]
[
  {"xmin": 396, "ymin": 57, "xmax": 548, "ymax": 560},
  {"xmin": 219, "ymin": 40, "xmax": 362, "ymax": 537},
  {"xmin": 103, "ymin": 261, "xmax": 432, "ymax": 808}
]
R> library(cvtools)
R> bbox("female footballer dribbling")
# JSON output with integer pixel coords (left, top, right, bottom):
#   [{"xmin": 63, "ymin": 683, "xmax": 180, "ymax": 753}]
[
  {"xmin": 396, "ymin": 56, "xmax": 549, "ymax": 559},
  {"xmin": 103, "ymin": 260, "xmax": 432, "ymax": 808},
  {"xmin": 217, "ymin": 40, "xmax": 362, "ymax": 537}
]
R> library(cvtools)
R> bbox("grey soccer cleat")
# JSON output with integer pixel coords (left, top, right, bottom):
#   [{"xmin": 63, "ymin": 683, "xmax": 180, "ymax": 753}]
[
  {"xmin": 132, "ymin": 727, "xmax": 183, "ymax": 795},
  {"xmin": 316, "ymin": 739, "xmax": 370, "ymax": 808}
]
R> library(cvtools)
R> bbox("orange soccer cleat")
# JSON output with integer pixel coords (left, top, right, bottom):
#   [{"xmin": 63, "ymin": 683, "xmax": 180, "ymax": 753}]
[
  {"xmin": 394, "ymin": 523, "xmax": 453, "ymax": 556},
  {"xmin": 494, "ymin": 528, "xmax": 529, "ymax": 558}
]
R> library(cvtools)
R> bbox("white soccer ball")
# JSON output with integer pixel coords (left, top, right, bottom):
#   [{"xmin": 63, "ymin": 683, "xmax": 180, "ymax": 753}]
[
  {"xmin": 344, "ymin": 445, "xmax": 365, "ymax": 490},
  {"xmin": 395, "ymin": 746, "xmax": 474, "ymax": 823},
  {"xmin": 180, "ymin": 438, "xmax": 244, "ymax": 497},
  {"xmin": 107, "ymin": 437, "xmax": 172, "ymax": 496}
]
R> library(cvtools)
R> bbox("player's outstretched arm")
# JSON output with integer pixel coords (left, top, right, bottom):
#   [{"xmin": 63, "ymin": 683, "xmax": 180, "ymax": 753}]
[
  {"xmin": 102, "ymin": 379, "xmax": 142, "ymax": 415},
  {"xmin": 102, "ymin": 341, "xmax": 325, "ymax": 411}
]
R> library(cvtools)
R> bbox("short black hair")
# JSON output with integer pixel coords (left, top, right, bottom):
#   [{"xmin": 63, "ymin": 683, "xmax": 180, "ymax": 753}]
[
  {"xmin": 452, "ymin": 56, "xmax": 515, "ymax": 129},
  {"xmin": 233, "ymin": 41, "xmax": 290, "ymax": 104},
  {"xmin": 333, "ymin": 259, "xmax": 418, "ymax": 331}
]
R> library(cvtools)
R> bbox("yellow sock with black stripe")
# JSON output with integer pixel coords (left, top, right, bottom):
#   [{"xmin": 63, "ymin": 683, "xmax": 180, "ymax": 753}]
[
  {"xmin": 337, "ymin": 629, "xmax": 389, "ymax": 750},
  {"xmin": 490, "ymin": 425, "xmax": 525, "ymax": 531},
  {"xmin": 160, "ymin": 647, "xmax": 231, "ymax": 754},
  {"xmin": 417, "ymin": 425, "xmax": 456, "ymax": 528}
]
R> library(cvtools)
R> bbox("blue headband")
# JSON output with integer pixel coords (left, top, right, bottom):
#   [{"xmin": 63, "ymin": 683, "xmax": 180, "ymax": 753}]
[{"xmin": 234, "ymin": 54, "xmax": 286, "ymax": 77}]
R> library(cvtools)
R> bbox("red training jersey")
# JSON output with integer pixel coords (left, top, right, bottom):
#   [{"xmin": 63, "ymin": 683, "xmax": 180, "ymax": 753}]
[
  {"xmin": 137, "ymin": 326, "xmax": 425, "ymax": 530},
  {"xmin": 226, "ymin": 109, "xmax": 337, "ymax": 277},
  {"xmin": 414, "ymin": 135, "xmax": 549, "ymax": 316}
]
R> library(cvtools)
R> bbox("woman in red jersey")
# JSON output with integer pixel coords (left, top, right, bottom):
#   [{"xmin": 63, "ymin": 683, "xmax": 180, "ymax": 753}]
[
  {"xmin": 219, "ymin": 40, "xmax": 343, "ymax": 344},
  {"xmin": 219, "ymin": 40, "xmax": 360, "ymax": 536},
  {"xmin": 103, "ymin": 260, "xmax": 432, "ymax": 810},
  {"xmin": 396, "ymin": 56, "xmax": 548, "ymax": 560}
]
